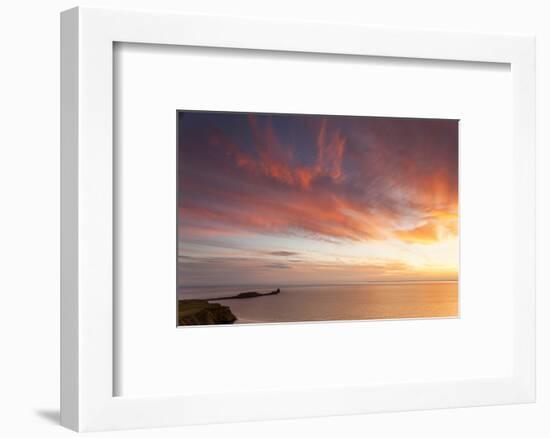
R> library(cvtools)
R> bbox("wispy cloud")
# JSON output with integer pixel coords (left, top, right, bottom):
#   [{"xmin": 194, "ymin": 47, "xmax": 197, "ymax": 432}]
[
  {"xmin": 177, "ymin": 112, "xmax": 458, "ymax": 285},
  {"xmin": 268, "ymin": 251, "xmax": 300, "ymax": 257},
  {"xmin": 263, "ymin": 263, "xmax": 292, "ymax": 269}
]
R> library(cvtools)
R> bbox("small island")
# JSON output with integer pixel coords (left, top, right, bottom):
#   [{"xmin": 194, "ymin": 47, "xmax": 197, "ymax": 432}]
[
  {"xmin": 203, "ymin": 288, "xmax": 281, "ymax": 301},
  {"xmin": 178, "ymin": 288, "xmax": 281, "ymax": 326}
]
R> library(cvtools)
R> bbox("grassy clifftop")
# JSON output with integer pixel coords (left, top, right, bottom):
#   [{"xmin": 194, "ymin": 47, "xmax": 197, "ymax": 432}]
[{"xmin": 178, "ymin": 299, "xmax": 237, "ymax": 326}]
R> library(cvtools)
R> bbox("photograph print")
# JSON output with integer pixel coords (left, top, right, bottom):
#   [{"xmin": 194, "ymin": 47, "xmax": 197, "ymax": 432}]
[{"xmin": 177, "ymin": 111, "xmax": 458, "ymax": 326}]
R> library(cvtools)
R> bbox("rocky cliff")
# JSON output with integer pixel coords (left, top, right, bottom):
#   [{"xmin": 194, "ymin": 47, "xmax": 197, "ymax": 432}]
[{"xmin": 178, "ymin": 299, "xmax": 237, "ymax": 325}]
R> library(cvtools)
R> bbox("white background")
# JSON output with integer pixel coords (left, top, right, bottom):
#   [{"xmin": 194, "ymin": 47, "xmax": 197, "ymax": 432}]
[
  {"xmin": 0, "ymin": 0, "xmax": 548, "ymax": 437},
  {"xmin": 116, "ymin": 44, "xmax": 514, "ymax": 397}
]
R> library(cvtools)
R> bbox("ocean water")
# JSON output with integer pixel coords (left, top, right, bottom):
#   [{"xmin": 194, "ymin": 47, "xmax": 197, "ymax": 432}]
[{"xmin": 178, "ymin": 281, "xmax": 458, "ymax": 324}]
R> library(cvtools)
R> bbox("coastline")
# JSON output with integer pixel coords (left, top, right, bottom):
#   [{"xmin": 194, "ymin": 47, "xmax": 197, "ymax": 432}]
[{"xmin": 178, "ymin": 281, "xmax": 458, "ymax": 326}]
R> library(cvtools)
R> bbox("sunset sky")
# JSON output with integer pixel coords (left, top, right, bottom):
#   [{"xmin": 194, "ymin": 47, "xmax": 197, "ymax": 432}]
[{"xmin": 177, "ymin": 111, "xmax": 458, "ymax": 288}]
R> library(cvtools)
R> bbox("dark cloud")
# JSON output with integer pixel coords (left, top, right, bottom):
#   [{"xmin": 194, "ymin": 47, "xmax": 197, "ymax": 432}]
[
  {"xmin": 263, "ymin": 263, "xmax": 292, "ymax": 270},
  {"xmin": 268, "ymin": 251, "xmax": 299, "ymax": 256}
]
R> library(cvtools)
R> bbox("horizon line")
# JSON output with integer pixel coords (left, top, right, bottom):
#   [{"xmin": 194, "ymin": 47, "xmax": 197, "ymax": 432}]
[{"xmin": 178, "ymin": 279, "xmax": 459, "ymax": 290}]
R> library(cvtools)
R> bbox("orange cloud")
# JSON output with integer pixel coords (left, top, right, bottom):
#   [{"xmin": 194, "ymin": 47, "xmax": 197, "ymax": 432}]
[
  {"xmin": 179, "ymin": 185, "xmax": 386, "ymax": 242},
  {"xmin": 178, "ymin": 112, "xmax": 459, "ymax": 286},
  {"xmin": 394, "ymin": 222, "xmax": 441, "ymax": 244},
  {"xmin": 181, "ymin": 113, "xmax": 458, "ymax": 246},
  {"xmin": 394, "ymin": 209, "xmax": 458, "ymax": 244},
  {"xmin": 220, "ymin": 116, "xmax": 346, "ymax": 190}
]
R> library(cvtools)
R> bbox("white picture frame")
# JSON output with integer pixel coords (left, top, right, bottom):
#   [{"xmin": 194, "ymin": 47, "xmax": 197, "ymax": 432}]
[{"xmin": 60, "ymin": 6, "xmax": 536, "ymax": 432}]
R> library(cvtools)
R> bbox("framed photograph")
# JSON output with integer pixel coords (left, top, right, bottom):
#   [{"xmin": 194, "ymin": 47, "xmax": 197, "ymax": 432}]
[
  {"xmin": 176, "ymin": 110, "xmax": 459, "ymax": 326},
  {"xmin": 61, "ymin": 7, "xmax": 536, "ymax": 432}
]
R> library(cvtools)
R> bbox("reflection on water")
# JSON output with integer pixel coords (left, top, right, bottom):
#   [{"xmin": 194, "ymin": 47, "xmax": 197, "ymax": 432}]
[{"xmin": 179, "ymin": 282, "xmax": 458, "ymax": 324}]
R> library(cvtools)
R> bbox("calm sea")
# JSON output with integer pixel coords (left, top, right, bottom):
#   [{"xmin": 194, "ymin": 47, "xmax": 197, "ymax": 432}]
[{"xmin": 178, "ymin": 281, "xmax": 458, "ymax": 324}]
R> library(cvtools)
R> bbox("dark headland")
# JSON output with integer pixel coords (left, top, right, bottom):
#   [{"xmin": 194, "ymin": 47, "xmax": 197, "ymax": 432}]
[{"xmin": 178, "ymin": 288, "xmax": 281, "ymax": 326}]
